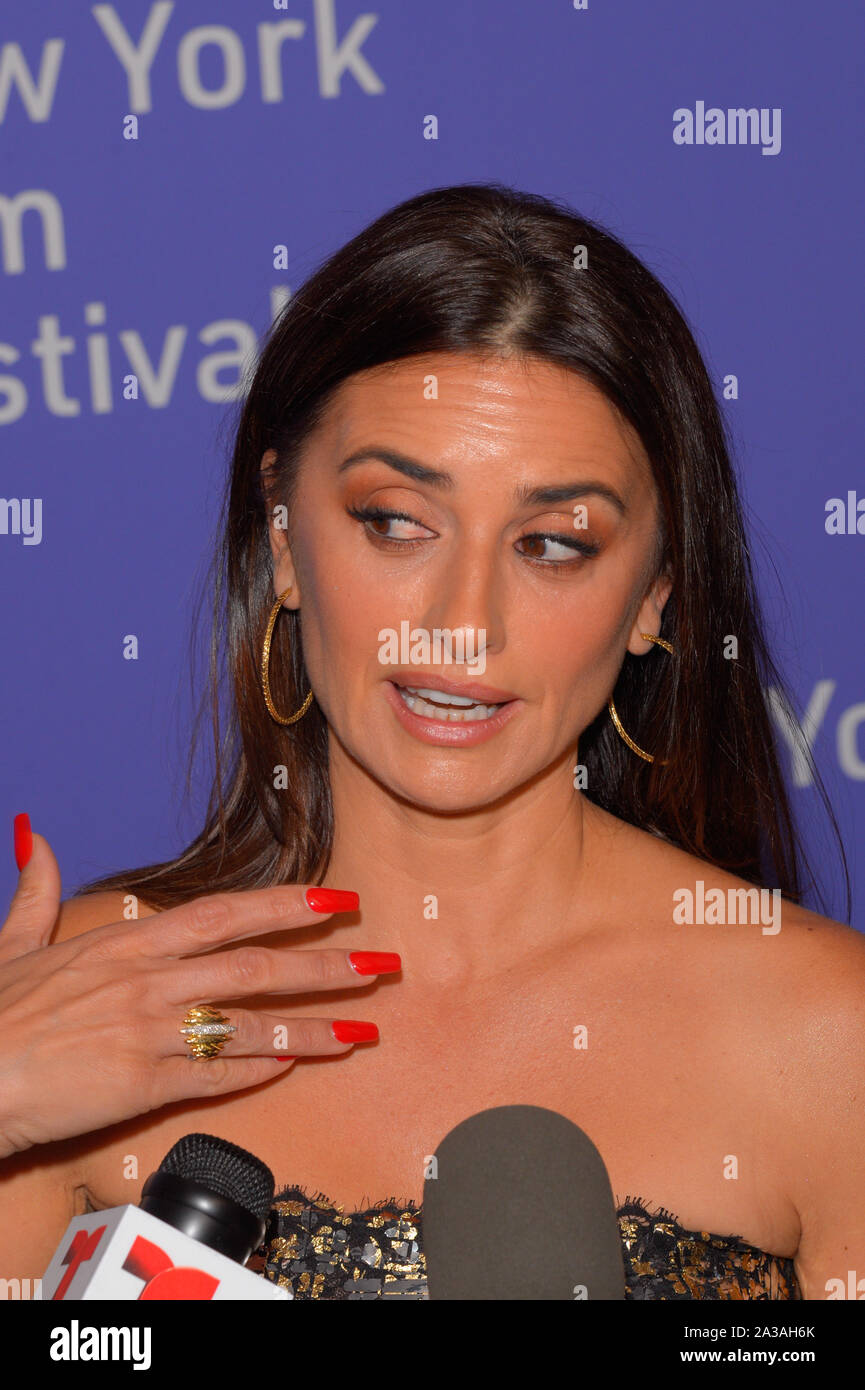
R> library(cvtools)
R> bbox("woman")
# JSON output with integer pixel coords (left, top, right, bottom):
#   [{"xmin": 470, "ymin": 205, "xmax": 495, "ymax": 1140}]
[{"xmin": 2, "ymin": 183, "xmax": 862, "ymax": 1301}]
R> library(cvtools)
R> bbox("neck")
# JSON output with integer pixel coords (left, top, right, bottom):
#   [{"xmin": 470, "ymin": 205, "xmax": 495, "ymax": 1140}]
[{"xmin": 320, "ymin": 738, "xmax": 602, "ymax": 990}]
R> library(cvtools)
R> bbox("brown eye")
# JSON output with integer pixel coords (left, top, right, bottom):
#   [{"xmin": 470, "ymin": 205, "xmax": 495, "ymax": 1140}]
[
  {"xmin": 346, "ymin": 504, "xmax": 434, "ymax": 543},
  {"xmin": 516, "ymin": 532, "xmax": 600, "ymax": 564}
]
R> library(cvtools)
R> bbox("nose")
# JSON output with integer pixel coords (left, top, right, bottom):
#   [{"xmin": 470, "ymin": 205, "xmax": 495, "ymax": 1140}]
[
  {"xmin": 420, "ymin": 549, "xmax": 504, "ymax": 665},
  {"xmin": 437, "ymin": 623, "xmax": 488, "ymax": 665}
]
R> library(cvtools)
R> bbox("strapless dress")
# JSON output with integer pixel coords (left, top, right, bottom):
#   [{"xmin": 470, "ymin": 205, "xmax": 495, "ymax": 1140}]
[{"xmin": 247, "ymin": 1185, "xmax": 800, "ymax": 1299}]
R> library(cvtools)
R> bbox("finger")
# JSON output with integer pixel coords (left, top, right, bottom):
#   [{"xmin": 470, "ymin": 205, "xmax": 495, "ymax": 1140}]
[
  {"xmin": 156, "ymin": 1054, "xmax": 301, "ymax": 1107},
  {"xmin": 153, "ymin": 1014, "xmax": 380, "ymax": 1106},
  {"xmin": 159, "ymin": 947, "xmax": 401, "ymax": 1007},
  {"xmin": 86, "ymin": 885, "xmax": 360, "ymax": 961},
  {"xmin": 0, "ymin": 826, "xmax": 62, "ymax": 964},
  {"xmin": 165, "ymin": 1007, "xmax": 379, "ymax": 1059}
]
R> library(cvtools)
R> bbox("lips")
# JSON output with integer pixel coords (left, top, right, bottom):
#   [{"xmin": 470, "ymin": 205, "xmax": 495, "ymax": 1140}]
[
  {"xmin": 388, "ymin": 673, "xmax": 518, "ymax": 703},
  {"xmin": 383, "ymin": 674, "xmax": 522, "ymax": 745}
]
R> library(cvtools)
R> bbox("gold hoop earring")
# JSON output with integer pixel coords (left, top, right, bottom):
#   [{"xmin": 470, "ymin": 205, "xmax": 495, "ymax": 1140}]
[
  {"xmin": 607, "ymin": 632, "xmax": 674, "ymax": 764},
  {"xmin": 260, "ymin": 585, "xmax": 314, "ymax": 725}
]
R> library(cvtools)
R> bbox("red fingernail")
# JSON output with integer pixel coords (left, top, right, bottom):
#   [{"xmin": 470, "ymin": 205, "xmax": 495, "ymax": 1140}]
[
  {"xmin": 348, "ymin": 951, "xmax": 401, "ymax": 976},
  {"xmin": 14, "ymin": 813, "xmax": 32, "ymax": 871},
  {"xmin": 331, "ymin": 1020, "xmax": 379, "ymax": 1043},
  {"xmin": 305, "ymin": 887, "xmax": 360, "ymax": 913}
]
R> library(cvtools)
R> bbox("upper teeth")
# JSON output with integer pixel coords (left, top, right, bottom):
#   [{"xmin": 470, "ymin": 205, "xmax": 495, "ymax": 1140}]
[
  {"xmin": 405, "ymin": 686, "xmax": 480, "ymax": 706},
  {"xmin": 397, "ymin": 685, "xmax": 503, "ymax": 722}
]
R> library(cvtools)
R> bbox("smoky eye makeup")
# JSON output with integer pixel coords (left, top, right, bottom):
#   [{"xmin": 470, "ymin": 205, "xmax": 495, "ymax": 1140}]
[{"xmin": 345, "ymin": 501, "xmax": 604, "ymax": 571}]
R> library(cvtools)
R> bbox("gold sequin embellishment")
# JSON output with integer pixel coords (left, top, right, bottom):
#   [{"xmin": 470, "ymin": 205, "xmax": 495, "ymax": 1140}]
[{"xmin": 246, "ymin": 1186, "xmax": 800, "ymax": 1300}]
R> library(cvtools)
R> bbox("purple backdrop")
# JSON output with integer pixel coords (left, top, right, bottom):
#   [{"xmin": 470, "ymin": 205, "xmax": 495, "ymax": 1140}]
[{"xmin": 2, "ymin": 0, "xmax": 863, "ymax": 926}]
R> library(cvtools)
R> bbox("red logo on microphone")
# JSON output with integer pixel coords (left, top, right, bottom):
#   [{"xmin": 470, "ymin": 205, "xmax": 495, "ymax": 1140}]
[
  {"xmin": 53, "ymin": 1227, "xmax": 220, "ymax": 1300},
  {"xmin": 123, "ymin": 1234, "xmax": 220, "ymax": 1300},
  {"xmin": 53, "ymin": 1226, "xmax": 107, "ymax": 1300}
]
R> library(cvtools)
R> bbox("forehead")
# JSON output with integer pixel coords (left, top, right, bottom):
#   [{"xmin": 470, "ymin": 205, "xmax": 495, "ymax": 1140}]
[{"xmin": 308, "ymin": 352, "xmax": 650, "ymax": 481}]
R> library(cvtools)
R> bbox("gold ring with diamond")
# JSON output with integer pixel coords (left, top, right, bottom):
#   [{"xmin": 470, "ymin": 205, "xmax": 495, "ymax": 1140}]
[{"xmin": 179, "ymin": 1003, "xmax": 238, "ymax": 1059}]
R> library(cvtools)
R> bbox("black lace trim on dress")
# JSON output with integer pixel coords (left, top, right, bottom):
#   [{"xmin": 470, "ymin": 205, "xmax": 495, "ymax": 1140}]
[{"xmin": 248, "ymin": 1181, "xmax": 799, "ymax": 1300}]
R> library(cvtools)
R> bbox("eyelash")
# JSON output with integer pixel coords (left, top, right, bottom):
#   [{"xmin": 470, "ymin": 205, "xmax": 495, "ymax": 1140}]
[{"xmin": 346, "ymin": 504, "xmax": 601, "ymax": 570}]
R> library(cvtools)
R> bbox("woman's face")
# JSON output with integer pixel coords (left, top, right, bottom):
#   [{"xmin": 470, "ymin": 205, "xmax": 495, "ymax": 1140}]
[{"xmin": 263, "ymin": 352, "xmax": 671, "ymax": 811}]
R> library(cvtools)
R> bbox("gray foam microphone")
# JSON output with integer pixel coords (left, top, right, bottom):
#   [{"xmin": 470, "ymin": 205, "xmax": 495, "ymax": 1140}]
[{"xmin": 422, "ymin": 1105, "xmax": 626, "ymax": 1300}]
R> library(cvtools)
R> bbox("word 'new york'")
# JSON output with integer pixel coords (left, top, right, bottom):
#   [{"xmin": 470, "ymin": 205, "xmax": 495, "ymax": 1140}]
[{"xmin": 0, "ymin": 0, "xmax": 383, "ymax": 124}]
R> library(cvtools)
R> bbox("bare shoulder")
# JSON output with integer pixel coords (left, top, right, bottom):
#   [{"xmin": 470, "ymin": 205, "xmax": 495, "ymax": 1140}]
[
  {"xmin": 595, "ymin": 806, "xmax": 864, "ymax": 1092},
  {"xmin": 607, "ymin": 816, "xmax": 865, "ymax": 1292},
  {"xmin": 648, "ymin": 823, "xmax": 862, "ymax": 983},
  {"xmin": 51, "ymin": 888, "xmax": 162, "ymax": 945},
  {"xmin": 762, "ymin": 896, "xmax": 865, "ymax": 996},
  {"xmin": 745, "ymin": 896, "xmax": 865, "ymax": 1295},
  {"xmin": 595, "ymin": 806, "xmax": 863, "ymax": 978}
]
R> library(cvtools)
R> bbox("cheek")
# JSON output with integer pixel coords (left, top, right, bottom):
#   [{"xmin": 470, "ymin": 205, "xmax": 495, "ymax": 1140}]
[
  {"xmin": 519, "ymin": 603, "xmax": 624, "ymax": 707},
  {"xmin": 521, "ymin": 600, "xmax": 611, "ymax": 663},
  {"xmin": 299, "ymin": 553, "xmax": 392, "ymax": 668}
]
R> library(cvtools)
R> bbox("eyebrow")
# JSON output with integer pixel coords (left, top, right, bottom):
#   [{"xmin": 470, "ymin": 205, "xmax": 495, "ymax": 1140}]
[{"xmin": 337, "ymin": 447, "xmax": 627, "ymax": 515}]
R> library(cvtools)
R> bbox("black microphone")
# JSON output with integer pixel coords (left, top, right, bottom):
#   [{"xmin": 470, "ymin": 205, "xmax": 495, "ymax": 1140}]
[
  {"xmin": 422, "ymin": 1105, "xmax": 627, "ymax": 1299},
  {"xmin": 41, "ymin": 1133, "xmax": 290, "ymax": 1300},
  {"xmin": 139, "ymin": 1132, "xmax": 274, "ymax": 1263}
]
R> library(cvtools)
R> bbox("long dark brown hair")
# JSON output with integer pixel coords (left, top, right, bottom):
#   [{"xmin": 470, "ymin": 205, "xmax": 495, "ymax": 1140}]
[{"xmin": 76, "ymin": 182, "xmax": 850, "ymax": 920}]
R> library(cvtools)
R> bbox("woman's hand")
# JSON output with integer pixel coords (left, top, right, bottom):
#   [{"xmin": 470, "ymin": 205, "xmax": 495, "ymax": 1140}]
[{"xmin": 0, "ymin": 823, "xmax": 396, "ymax": 1158}]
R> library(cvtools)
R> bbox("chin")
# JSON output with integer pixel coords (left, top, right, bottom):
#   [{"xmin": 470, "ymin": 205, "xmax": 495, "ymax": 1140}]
[{"xmin": 376, "ymin": 762, "xmax": 521, "ymax": 815}]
